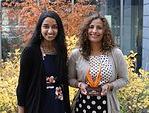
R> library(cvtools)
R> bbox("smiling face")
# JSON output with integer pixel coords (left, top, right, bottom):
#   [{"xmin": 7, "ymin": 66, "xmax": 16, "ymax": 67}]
[
  {"xmin": 88, "ymin": 18, "xmax": 104, "ymax": 45},
  {"xmin": 41, "ymin": 17, "xmax": 58, "ymax": 42}
]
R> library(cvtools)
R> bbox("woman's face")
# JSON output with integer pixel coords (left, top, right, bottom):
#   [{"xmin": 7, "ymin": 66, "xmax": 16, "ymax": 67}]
[
  {"xmin": 88, "ymin": 18, "xmax": 104, "ymax": 44},
  {"xmin": 41, "ymin": 17, "xmax": 58, "ymax": 42}
]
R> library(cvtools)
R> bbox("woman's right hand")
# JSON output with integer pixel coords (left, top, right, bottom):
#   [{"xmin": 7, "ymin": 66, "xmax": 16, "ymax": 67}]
[
  {"xmin": 18, "ymin": 106, "xmax": 24, "ymax": 113},
  {"xmin": 78, "ymin": 82, "xmax": 88, "ymax": 95}
]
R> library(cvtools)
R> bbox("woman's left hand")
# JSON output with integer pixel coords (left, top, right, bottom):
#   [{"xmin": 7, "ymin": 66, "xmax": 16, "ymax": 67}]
[
  {"xmin": 46, "ymin": 76, "xmax": 56, "ymax": 84},
  {"xmin": 101, "ymin": 83, "xmax": 112, "ymax": 96}
]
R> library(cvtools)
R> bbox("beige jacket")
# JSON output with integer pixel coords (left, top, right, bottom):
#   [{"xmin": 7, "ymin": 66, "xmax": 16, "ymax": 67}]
[{"xmin": 68, "ymin": 48, "xmax": 129, "ymax": 113}]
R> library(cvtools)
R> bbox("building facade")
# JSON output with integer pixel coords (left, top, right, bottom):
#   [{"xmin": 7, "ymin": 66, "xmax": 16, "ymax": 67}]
[
  {"xmin": 96, "ymin": 0, "xmax": 149, "ymax": 71},
  {"xmin": 142, "ymin": 0, "xmax": 149, "ymax": 71}
]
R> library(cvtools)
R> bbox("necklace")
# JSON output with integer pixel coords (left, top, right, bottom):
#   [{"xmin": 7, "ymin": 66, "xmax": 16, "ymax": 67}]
[
  {"xmin": 40, "ymin": 45, "xmax": 56, "ymax": 60},
  {"xmin": 86, "ymin": 66, "xmax": 102, "ymax": 87},
  {"xmin": 91, "ymin": 48, "xmax": 103, "ymax": 56}
]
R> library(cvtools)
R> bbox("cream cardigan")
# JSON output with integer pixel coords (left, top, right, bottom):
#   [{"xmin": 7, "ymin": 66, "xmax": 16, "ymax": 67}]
[{"xmin": 68, "ymin": 48, "xmax": 128, "ymax": 113}]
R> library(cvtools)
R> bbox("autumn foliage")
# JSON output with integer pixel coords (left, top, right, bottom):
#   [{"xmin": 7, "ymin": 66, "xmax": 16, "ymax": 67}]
[
  {"xmin": 1, "ymin": 1, "xmax": 149, "ymax": 113},
  {"xmin": 2, "ymin": 0, "xmax": 96, "ymax": 44},
  {"xmin": 0, "ymin": 40, "xmax": 149, "ymax": 113}
]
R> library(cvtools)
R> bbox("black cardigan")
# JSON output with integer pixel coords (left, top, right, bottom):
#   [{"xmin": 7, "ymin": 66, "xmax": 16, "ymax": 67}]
[{"xmin": 16, "ymin": 45, "xmax": 71, "ymax": 113}]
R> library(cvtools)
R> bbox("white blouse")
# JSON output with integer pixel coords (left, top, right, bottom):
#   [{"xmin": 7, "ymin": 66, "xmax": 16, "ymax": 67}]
[{"xmin": 89, "ymin": 55, "xmax": 112, "ymax": 85}]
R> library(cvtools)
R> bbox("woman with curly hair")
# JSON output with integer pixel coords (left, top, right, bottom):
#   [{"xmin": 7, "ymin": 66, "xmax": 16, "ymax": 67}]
[{"xmin": 68, "ymin": 13, "xmax": 128, "ymax": 113}]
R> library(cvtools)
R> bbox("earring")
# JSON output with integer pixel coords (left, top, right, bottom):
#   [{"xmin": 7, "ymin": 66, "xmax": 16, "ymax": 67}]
[{"xmin": 40, "ymin": 34, "xmax": 42, "ymax": 39}]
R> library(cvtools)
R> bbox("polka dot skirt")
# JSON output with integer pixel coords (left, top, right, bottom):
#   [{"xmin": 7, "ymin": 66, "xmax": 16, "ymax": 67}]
[{"xmin": 75, "ymin": 93, "xmax": 107, "ymax": 113}]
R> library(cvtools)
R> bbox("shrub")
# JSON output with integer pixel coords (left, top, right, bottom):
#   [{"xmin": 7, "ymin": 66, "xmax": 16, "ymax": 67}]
[
  {"xmin": 0, "ymin": 49, "xmax": 20, "ymax": 113},
  {"xmin": 118, "ymin": 51, "xmax": 149, "ymax": 113},
  {"xmin": 0, "ymin": 37, "xmax": 149, "ymax": 113}
]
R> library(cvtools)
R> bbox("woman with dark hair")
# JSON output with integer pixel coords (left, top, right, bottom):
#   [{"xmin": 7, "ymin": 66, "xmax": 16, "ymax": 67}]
[
  {"xmin": 68, "ymin": 13, "xmax": 128, "ymax": 113},
  {"xmin": 17, "ymin": 11, "xmax": 70, "ymax": 113}
]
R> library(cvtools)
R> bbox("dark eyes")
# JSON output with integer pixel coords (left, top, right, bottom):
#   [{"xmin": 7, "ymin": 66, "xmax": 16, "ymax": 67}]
[
  {"xmin": 52, "ymin": 25, "xmax": 58, "ymax": 29},
  {"xmin": 89, "ymin": 25, "xmax": 103, "ymax": 30},
  {"xmin": 42, "ymin": 24, "xmax": 58, "ymax": 29}
]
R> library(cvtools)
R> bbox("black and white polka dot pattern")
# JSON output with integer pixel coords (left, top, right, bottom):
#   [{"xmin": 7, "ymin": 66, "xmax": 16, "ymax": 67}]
[
  {"xmin": 89, "ymin": 55, "xmax": 112, "ymax": 85},
  {"xmin": 75, "ymin": 93, "xmax": 107, "ymax": 113},
  {"xmin": 89, "ymin": 56, "xmax": 100, "ymax": 80}
]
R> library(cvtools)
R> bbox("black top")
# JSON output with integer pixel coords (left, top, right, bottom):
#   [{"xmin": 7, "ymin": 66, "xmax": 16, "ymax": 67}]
[
  {"xmin": 40, "ymin": 54, "xmax": 65, "ymax": 113},
  {"xmin": 16, "ymin": 45, "xmax": 70, "ymax": 113},
  {"xmin": 43, "ymin": 54, "xmax": 59, "ymax": 77}
]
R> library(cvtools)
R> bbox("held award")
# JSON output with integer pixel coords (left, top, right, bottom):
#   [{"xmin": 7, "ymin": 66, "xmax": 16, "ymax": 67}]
[{"xmin": 86, "ymin": 67, "xmax": 102, "ymax": 96}]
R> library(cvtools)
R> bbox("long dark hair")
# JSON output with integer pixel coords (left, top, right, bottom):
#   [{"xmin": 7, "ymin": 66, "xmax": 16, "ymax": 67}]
[
  {"xmin": 79, "ymin": 13, "xmax": 116, "ymax": 60},
  {"xmin": 30, "ymin": 11, "xmax": 68, "ymax": 83}
]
